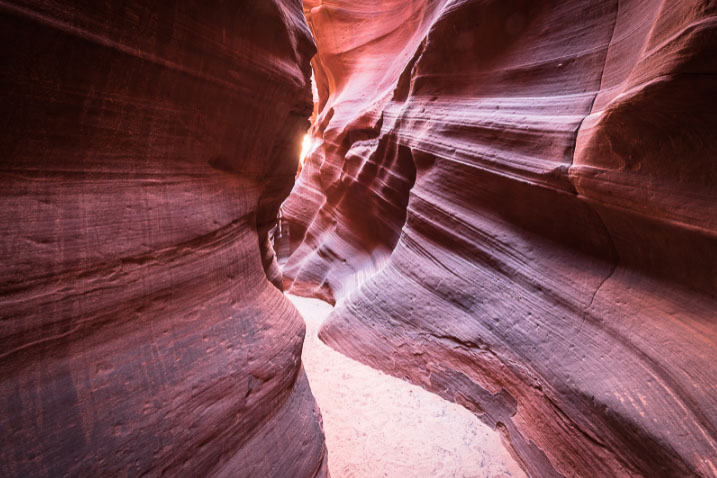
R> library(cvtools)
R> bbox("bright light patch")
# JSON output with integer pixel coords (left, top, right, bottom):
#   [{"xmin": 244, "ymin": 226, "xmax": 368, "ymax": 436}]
[{"xmin": 300, "ymin": 133, "xmax": 313, "ymax": 165}]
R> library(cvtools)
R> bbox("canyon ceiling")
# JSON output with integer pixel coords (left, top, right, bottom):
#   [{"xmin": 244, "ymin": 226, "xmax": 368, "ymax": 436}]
[{"xmin": 0, "ymin": 0, "xmax": 715, "ymax": 477}]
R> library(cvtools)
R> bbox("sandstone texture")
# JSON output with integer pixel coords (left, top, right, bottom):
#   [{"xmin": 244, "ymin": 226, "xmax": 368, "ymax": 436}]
[
  {"xmin": 283, "ymin": 1, "xmax": 717, "ymax": 476},
  {"xmin": 291, "ymin": 294, "xmax": 526, "ymax": 478},
  {"xmin": 0, "ymin": 1, "xmax": 327, "ymax": 476}
]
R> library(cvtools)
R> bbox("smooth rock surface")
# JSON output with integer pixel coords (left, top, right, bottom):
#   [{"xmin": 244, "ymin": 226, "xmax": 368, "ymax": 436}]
[
  {"xmin": 283, "ymin": 1, "xmax": 717, "ymax": 476},
  {"xmin": 0, "ymin": 1, "xmax": 327, "ymax": 476},
  {"xmin": 290, "ymin": 294, "xmax": 526, "ymax": 478}
]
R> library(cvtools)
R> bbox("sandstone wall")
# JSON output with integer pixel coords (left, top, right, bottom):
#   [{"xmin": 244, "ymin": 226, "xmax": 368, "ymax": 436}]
[
  {"xmin": 0, "ymin": 1, "xmax": 327, "ymax": 476},
  {"xmin": 283, "ymin": 1, "xmax": 717, "ymax": 476}
]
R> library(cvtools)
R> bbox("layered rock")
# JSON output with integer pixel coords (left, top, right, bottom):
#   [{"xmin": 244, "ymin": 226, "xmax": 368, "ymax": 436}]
[
  {"xmin": 0, "ymin": 1, "xmax": 327, "ymax": 476},
  {"xmin": 283, "ymin": 1, "xmax": 717, "ymax": 476}
]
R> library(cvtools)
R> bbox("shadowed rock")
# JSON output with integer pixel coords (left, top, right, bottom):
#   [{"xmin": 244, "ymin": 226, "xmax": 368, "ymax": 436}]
[{"xmin": 0, "ymin": 1, "xmax": 327, "ymax": 476}]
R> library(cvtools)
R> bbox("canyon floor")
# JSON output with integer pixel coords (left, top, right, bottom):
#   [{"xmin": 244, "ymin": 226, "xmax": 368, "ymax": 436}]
[{"xmin": 288, "ymin": 294, "xmax": 527, "ymax": 478}]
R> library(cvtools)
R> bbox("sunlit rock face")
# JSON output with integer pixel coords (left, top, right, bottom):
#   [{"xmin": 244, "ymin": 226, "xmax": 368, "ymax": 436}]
[
  {"xmin": 283, "ymin": 0, "xmax": 717, "ymax": 476},
  {"xmin": 0, "ymin": 1, "xmax": 327, "ymax": 476}
]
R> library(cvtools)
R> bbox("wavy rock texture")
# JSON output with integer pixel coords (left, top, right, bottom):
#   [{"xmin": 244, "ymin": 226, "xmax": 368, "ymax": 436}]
[
  {"xmin": 0, "ymin": 1, "xmax": 327, "ymax": 476},
  {"xmin": 283, "ymin": 1, "xmax": 717, "ymax": 476}
]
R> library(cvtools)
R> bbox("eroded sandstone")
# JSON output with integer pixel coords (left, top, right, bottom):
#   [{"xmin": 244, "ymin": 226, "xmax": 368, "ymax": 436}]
[
  {"xmin": 0, "ymin": 1, "xmax": 327, "ymax": 476},
  {"xmin": 283, "ymin": 1, "xmax": 717, "ymax": 476}
]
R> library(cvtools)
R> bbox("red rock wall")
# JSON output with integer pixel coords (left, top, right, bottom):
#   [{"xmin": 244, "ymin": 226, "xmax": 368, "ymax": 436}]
[
  {"xmin": 0, "ymin": 1, "xmax": 327, "ymax": 476},
  {"xmin": 284, "ymin": 1, "xmax": 717, "ymax": 476}
]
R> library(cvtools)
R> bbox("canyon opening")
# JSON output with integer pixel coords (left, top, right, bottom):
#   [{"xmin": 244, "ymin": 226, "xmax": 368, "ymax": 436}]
[{"xmin": 1, "ymin": 1, "xmax": 716, "ymax": 478}]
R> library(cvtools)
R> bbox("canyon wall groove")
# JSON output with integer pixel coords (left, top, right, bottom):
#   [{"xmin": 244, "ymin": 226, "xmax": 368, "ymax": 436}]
[{"xmin": 283, "ymin": 1, "xmax": 717, "ymax": 476}]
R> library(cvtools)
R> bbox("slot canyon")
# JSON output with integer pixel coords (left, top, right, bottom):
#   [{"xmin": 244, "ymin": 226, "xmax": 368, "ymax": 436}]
[{"xmin": 0, "ymin": 0, "xmax": 715, "ymax": 477}]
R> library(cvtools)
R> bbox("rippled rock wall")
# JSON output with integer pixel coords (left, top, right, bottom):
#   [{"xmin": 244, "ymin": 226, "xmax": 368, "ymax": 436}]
[
  {"xmin": 0, "ymin": 1, "xmax": 327, "ymax": 476},
  {"xmin": 283, "ymin": 1, "xmax": 717, "ymax": 476}
]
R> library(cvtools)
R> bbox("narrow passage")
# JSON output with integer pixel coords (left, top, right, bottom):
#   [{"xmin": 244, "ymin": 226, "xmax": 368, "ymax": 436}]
[{"xmin": 288, "ymin": 294, "xmax": 527, "ymax": 478}]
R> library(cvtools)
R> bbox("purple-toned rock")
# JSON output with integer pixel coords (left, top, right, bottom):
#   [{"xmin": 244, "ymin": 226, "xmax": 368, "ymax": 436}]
[
  {"xmin": 0, "ymin": 1, "xmax": 327, "ymax": 476},
  {"xmin": 284, "ymin": 1, "xmax": 717, "ymax": 476}
]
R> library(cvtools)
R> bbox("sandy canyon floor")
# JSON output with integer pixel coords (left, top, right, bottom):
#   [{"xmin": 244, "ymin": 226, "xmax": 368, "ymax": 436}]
[{"xmin": 288, "ymin": 294, "xmax": 527, "ymax": 478}]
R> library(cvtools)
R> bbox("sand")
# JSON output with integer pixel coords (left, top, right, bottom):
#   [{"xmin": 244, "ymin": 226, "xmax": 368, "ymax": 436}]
[{"xmin": 288, "ymin": 294, "xmax": 527, "ymax": 478}]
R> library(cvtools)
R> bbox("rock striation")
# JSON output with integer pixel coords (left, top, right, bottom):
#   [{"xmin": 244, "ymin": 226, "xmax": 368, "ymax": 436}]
[
  {"xmin": 283, "ymin": 1, "xmax": 717, "ymax": 476},
  {"xmin": 0, "ymin": 1, "xmax": 327, "ymax": 476}
]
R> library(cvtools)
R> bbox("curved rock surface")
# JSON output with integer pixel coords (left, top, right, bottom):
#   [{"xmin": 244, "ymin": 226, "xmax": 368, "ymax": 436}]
[
  {"xmin": 283, "ymin": 1, "xmax": 717, "ymax": 476},
  {"xmin": 291, "ymin": 294, "xmax": 527, "ymax": 478},
  {"xmin": 0, "ymin": 1, "xmax": 327, "ymax": 476}
]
